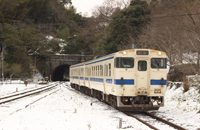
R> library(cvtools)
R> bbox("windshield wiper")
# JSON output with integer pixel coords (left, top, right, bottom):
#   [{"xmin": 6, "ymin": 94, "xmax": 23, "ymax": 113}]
[{"xmin": 153, "ymin": 60, "xmax": 160, "ymax": 68}]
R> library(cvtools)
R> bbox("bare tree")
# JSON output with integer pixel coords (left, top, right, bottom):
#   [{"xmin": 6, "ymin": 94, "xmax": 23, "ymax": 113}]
[
  {"xmin": 92, "ymin": 0, "xmax": 130, "ymax": 19},
  {"xmin": 136, "ymin": 0, "xmax": 200, "ymax": 81},
  {"xmin": 173, "ymin": 0, "xmax": 200, "ymax": 73}
]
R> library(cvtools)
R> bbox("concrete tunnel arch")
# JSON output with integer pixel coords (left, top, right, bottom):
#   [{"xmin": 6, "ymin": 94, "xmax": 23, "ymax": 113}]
[{"xmin": 51, "ymin": 64, "xmax": 70, "ymax": 81}]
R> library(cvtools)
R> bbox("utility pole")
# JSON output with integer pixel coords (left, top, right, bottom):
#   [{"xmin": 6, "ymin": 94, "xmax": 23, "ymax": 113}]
[
  {"xmin": 0, "ymin": 43, "xmax": 3, "ymax": 84},
  {"xmin": 1, "ymin": 51, "xmax": 3, "ymax": 84}
]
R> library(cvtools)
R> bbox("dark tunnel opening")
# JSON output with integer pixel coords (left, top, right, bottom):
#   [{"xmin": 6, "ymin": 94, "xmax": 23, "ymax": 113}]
[{"xmin": 51, "ymin": 64, "xmax": 70, "ymax": 81}]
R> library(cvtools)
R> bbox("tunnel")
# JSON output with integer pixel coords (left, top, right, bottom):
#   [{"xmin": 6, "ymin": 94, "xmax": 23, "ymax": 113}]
[{"xmin": 51, "ymin": 64, "xmax": 70, "ymax": 81}]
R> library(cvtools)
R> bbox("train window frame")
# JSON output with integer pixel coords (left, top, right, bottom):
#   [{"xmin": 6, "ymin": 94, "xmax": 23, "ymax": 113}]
[
  {"xmin": 109, "ymin": 63, "xmax": 111, "ymax": 77},
  {"xmin": 138, "ymin": 60, "xmax": 147, "ymax": 71},
  {"xmin": 151, "ymin": 58, "xmax": 167, "ymax": 69},
  {"xmin": 115, "ymin": 57, "xmax": 134, "ymax": 68}
]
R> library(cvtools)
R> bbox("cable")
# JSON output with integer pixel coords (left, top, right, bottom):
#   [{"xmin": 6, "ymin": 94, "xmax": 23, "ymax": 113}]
[
  {"xmin": 0, "ymin": 12, "xmax": 199, "ymax": 27},
  {"xmin": 150, "ymin": 12, "xmax": 200, "ymax": 19}
]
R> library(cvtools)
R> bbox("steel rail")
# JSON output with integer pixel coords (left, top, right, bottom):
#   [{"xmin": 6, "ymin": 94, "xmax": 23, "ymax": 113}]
[
  {"xmin": 0, "ymin": 83, "xmax": 59, "ymax": 104},
  {"xmin": 0, "ymin": 83, "xmax": 56, "ymax": 100},
  {"xmin": 123, "ymin": 112, "xmax": 159, "ymax": 130},
  {"xmin": 64, "ymin": 82, "xmax": 186, "ymax": 130},
  {"xmin": 144, "ymin": 112, "xmax": 187, "ymax": 130}
]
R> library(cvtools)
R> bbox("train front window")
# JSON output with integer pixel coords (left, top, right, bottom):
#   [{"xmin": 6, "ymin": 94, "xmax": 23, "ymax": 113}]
[
  {"xmin": 115, "ymin": 57, "xmax": 134, "ymax": 68},
  {"xmin": 151, "ymin": 58, "xmax": 167, "ymax": 69},
  {"xmin": 138, "ymin": 61, "xmax": 147, "ymax": 71}
]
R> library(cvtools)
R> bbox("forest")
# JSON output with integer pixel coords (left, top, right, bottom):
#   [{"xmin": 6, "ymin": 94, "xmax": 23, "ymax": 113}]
[{"xmin": 0, "ymin": 0, "xmax": 199, "ymax": 82}]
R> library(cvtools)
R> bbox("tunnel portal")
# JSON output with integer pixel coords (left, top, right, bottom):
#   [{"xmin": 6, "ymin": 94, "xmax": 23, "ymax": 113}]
[
  {"xmin": 52, "ymin": 64, "xmax": 70, "ymax": 81},
  {"xmin": 45, "ymin": 54, "xmax": 93, "ymax": 81}
]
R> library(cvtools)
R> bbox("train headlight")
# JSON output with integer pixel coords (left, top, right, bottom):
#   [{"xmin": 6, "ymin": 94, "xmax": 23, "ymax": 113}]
[
  {"xmin": 122, "ymin": 51, "xmax": 127, "ymax": 55},
  {"xmin": 158, "ymin": 51, "xmax": 162, "ymax": 55}
]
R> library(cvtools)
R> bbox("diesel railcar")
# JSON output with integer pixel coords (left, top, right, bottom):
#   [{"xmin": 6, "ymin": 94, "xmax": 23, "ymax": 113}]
[{"xmin": 70, "ymin": 49, "xmax": 167, "ymax": 111}]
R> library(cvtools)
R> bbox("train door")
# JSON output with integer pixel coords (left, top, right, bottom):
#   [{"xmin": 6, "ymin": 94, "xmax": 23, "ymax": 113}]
[{"xmin": 136, "ymin": 58, "xmax": 149, "ymax": 95}]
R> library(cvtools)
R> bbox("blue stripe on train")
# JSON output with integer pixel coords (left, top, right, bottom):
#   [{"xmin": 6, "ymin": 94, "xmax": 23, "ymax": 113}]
[
  {"xmin": 150, "ymin": 79, "xmax": 167, "ymax": 85},
  {"xmin": 71, "ymin": 76, "xmax": 78, "ymax": 79},
  {"xmin": 114, "ymin": 79, "xmax": 134, "ymax": 85},
  {"xmin": 90, "ymin": 78, "xmax": 104, "ymax": 83},
  {"xmin": 106, "ymin": 79, "xmax": 112, "ymax": 84},
  {"xmin": 71, "ymin": 77, "xmax": 166, "ymax": 85}
]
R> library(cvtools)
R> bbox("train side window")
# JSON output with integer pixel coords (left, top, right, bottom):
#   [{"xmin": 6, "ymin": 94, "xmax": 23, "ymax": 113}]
[
  {"xmin": 109, "ymin": 63, "xmax": 111, "ymax": 76},
  {"xmin": 93, "ymin": 66, "xmax": 95, "ymax": 76},
  {"xmin": 115, "ymin": 57, "xmax": 134, "ymax": 68},
  {"xmin": 90, "ymin": 67, "xmax": 91, "ymax": 76},
  {"xmin": 100, "ymin": 65, "xmax": 103, "ymax": 77},
  {"xmin": 95, "ymin": 66, "xmax": 97, "ymax": 76},
  {"xmin": 98, "ymin": 65, "xmax": 99, "ymax": 76},
  {"xmin": 85, "ymin": 68, "xmax": 88, "ymax": 76},
  {"xmin": 88, "ymin": 67, "xmax": 91, "ymax": 76},
  {"xmin": 92, "ymin": 67, "xmax": 93, "ymax": 76},
  {"xmin": 92, "ymin": 66, "xmax": 94, "ymax": 76},
  {"xmin": 81, "ymin": 68, "xmax": 83, "ymax": 76},
  {"xmin": 94, "ymin": 66, "xmax": 95, "ymax": 76},
  {"xmin": 151, "ymin": 58, "xmax": 167, "ymax": 69},
  {"xmin": 96, "ymin": 66, "xmax": 98, "ymax": 76},
  {"xmin": 104, "ymin": 64, "xmax": 108, "ymax": 77},
  {"xmin": 138, "ymin": 61, "xmax": 147, "ymax": 71}
]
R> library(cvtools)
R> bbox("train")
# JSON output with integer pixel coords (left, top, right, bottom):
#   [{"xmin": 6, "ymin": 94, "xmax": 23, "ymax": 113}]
[{"xmin": 70, "ymin": 49, "xmax": 167, "ymax": 111}]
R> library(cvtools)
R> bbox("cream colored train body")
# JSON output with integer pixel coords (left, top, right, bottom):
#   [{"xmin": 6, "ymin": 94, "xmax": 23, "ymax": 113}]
[{"xmin": 70, "ymin": 49, "xmax": 167, "ymax": 111}]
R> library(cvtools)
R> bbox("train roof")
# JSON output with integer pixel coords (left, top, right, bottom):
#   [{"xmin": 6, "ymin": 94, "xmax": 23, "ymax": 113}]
[{"xmin": 70, "ymin": 49, "xmax": 167, "ymax": 68}]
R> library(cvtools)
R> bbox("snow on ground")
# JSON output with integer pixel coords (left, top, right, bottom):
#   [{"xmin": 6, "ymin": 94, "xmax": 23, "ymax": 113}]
[
  {"xmin": 0, "ymin": 82, "xmax": 38, "ymax": 96},
  {"xmin": 0, "ymin": 82, "xmax": 200, "ymax": 130},
  {"xmin": 0, "ymin": 83, "xmax": 150, "ymax": 130},
  {"xmin": 157, "ymin": 85, "xmax": 200, "ymax": 129}
]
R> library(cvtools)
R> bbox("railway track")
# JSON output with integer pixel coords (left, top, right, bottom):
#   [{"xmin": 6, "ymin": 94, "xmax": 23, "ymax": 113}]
[
  {"xmin": 0, "ymin": 82, "xmax": 59, "ymax": 105},
  {"xmin": 64, "ymin": 82, "xmax": 187, "ymax": 130},
  {"xmin": 123, "ymin": 111, "xmax": 186, "ymax": 130}
]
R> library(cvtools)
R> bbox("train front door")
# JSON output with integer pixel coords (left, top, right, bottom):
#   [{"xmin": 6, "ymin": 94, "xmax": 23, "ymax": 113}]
[{"xmin": 136, "ymin": 59, "xmax": 149, "ymax": 95}]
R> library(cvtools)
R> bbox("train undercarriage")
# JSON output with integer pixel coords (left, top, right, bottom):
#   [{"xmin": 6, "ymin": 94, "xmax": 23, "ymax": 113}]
[{"xmin": 71, "ymin": 83, "xmax": 164, "ymax": 111}]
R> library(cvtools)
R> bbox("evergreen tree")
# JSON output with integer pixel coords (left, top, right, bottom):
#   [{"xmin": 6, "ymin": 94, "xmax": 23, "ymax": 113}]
[{"xmin": 108, "ymin": 0, "xmax": 150, "ymax": 49}]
